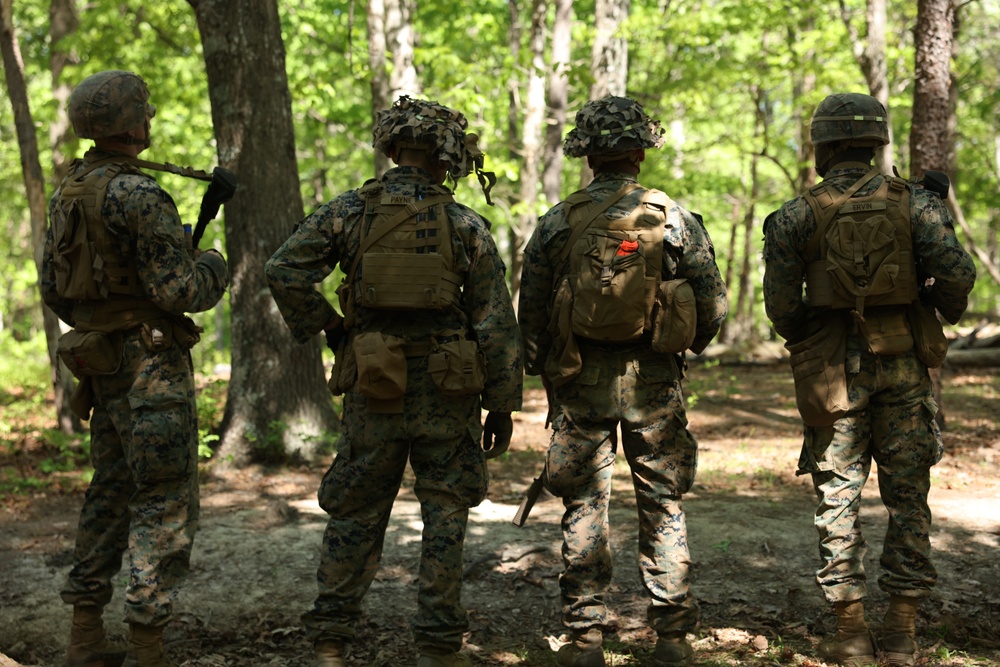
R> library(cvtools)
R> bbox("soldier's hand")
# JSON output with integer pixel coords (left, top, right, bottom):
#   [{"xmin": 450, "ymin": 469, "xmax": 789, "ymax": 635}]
[{"xmin": 482, "ymin": 411, "xmax": 512, "ymax": 459}]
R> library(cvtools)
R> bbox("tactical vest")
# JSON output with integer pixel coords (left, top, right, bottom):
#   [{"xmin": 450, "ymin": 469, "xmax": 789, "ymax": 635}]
[
  {"xmin": 355, "ymin": 182, "xmax": 462, "ymax": 311},
  {"xmin": 556, "ymin": 184, "xmax": 669, "ymax": 341},
  {"xmin": 50, "ymin": 158, "xmax": 167, "ymax": 332},
  {"xmin": 803, "ymin": 168, "xmax": 918, "ymax": 316}
]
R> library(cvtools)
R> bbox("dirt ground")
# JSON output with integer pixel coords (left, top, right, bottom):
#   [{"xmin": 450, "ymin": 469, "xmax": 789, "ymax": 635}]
[{"xmin": 2, "ymin": 363, "xmax": 999, "ymax": 666}]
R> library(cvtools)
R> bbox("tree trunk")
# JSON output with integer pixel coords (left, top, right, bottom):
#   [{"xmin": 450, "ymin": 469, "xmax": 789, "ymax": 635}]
[
  {"xmin": 367, "ymin": 0, "xmax": 419, "ymax": 178},
  {"xmin": 188, "ymin": 0, "xmax": 338, "ymax": 466},
  {"xmin": 541, "ymin": 0, "xmax": 571, "ymax": 206},
  {"xmin": 911, "ymin": 0, "xmax": 953, "ymax": 178},
  {"xmin": 840, "ymin": 0, "xmax": 895, "ymax": 174},
  {"xmin": 2, "ymin": 0, "xmax": 78, "ymax": 433},
  {"xmin": 509, "ymin": 0, "xmax": 547, "ymax": 309},
  {"xmin": 583, "ymin": 0, "xmax": 629, "ymax": 187}
]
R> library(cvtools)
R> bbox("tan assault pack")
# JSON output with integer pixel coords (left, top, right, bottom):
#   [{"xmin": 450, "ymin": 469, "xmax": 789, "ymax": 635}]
[
  {"xmin": 804, "ymin": 168, "xmax": 920, "ymax": 355},
  {"xmin": 50, "ymin": 158, "xmax": 146, "ymax": 302},
  {"xmin": 559, "ymin": 184, "xmax": 668, "ymax": 341}
]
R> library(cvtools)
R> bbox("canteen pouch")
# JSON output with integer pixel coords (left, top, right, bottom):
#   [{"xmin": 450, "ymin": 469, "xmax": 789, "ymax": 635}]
[
  {"xmin": 785, "ymin": 316, "xmax": 850, "ymax": 427},
  {"xmin": 650, "ymin": 279, "xmax": 697, "ymax": 354},
  {"xmin": 907, "ymin": 300, "xmax": 948, "ymax": 368},
  {"xmin": 428, "ymin": 338, "xmax": 487, "ymax": 396},
  {"xmin": 57, "ymin": 330, "xmax": 123, "ymax": 378},
  {"xmin": 353, "ymin": 331, "xmax": 407, "ymax": 400},
  {"xmin": 544, "ymin": 276, "xmax": 582, "ymax": 387}
]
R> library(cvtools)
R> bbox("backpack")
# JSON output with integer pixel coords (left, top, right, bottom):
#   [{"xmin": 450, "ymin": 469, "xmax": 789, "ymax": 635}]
[
  {"xmin": 557, "ymin": 184, "xmax": 668, "ymax": 341},
  {"xmin": 804, "ymin": 168, "xmax": 918, "ymax": 317}
]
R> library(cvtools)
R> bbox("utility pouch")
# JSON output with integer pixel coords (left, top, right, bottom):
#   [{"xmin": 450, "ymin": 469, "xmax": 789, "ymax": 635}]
[
  {"xmin": 328, "ymin": 333, "xmax": 358, "ymax": 396},
  {"xmin": 353, "ymin": 331, "xmax": 407, "ymax": 399},
  {"xmin": 336, "ymin": 281, "xmax": 356, "ymax": 329},
  {"xmin": 860, "ymin": 309, "xmax": 913, "ymax": 356},
  {"xmin": 907, "ymin": 301, "xmax": 948, "ymax": 368},
  {"xmin": 650, "ymin": 279, "xmax": 697, "ymax": 354},
  {"xmin": 428, "ymin": 338, "xmax": 486, "ymax": 396},
  {"xmin": 544, "ymin": 276, "xmax": 582, "ymax": 387},
  {"xmin": 785, "ymin": 316, "xmax": 850, "ymax": 427},
  {"xmin": 140, "ymin": 319, "xmax": 175, "ymax": 352},
  {"xmin": 57, "ymin": 330, "xmax": 123, "ymax": 378}
]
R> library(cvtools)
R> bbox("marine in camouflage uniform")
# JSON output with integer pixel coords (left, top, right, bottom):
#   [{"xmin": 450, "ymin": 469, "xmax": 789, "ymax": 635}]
[
  {"xmin": 518, "ymin": 96, "xmax": 727, "ymax": 667},
  {"xmin": 762, "ymin": 93, "xmax": 976, "ymax": 667},
  {"xmin": 40, "ymin": 71, "xmax": 229, "ymax": 667},
  {"xmin": 264, "ymin": 96, "xmax": 522, "ymax": 667}
]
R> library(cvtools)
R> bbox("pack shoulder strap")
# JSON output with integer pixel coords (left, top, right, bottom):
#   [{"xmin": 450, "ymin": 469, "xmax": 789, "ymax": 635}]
[{"xmin": 554, "ymin": 183, "xmax": 641, "ymax": 271}]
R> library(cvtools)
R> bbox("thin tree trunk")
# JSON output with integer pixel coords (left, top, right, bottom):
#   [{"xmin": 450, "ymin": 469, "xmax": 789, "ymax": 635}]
[
  {"xmin": 2, "ymin": 0, "xmax": 78, "ymax": 433},
  {"xmin": 188, "ymin": 0, "xmax": 338, "ymax": 466},
  {"xmin": 368, "ymin": 0, "xmax": 419, "ymax": 178},
  {"xmin": 367, "ymin": 0, "xmax": 390, "ymax": 176},
  {"xmin": 583, "ymin": 0, "xmax": 629, "ymax": 187},
  {"xmin": 541, "ymin": 0, "xmax": 571, "ymax": 205},
  {"xmin": 510, "ymin": 0, "xmax": 547, "ymax": 308},
  {"xmin": 911, "ymin": 0, "xmax": 953, "ymax": 178}
]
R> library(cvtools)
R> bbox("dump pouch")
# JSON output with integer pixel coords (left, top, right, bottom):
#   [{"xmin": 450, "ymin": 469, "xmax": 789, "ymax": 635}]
[
  {"xmin": 57, "ymin": 330, "xmax": 123, "ymax": 379},
  {"xmin": 328, "ymin": 332, "xmax": 358, "ymax": 396},
  {"xmin": 907, "ymin": 300, "xmax": 948, "ymax": 368},
  {"xmin": 544, "ymin": 276, "xmax": 582, "ymax": 387},
  {"xmin": 650, "ymin": 279, "xmax": 697, "ymax": 354},
  {"xmin": 785, "ymin": 316, "xmax": 850, "ymax": 427},
  {"xmin": 427, "ymin": 337, "xmax": 486, "ymax": 396},
  {"xmin": 353, "ymin": 331, "xmax": 407, "ymax": 399}
]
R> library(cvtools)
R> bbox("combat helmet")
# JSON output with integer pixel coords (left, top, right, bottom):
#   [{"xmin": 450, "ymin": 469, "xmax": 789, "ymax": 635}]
[
  {"xmin": 810, "ymin": 93, "xmax": 889, "ymax": 148},
  {"xmin": 563, "ymin": 96, "xmax": 665, "ymax": 159},
  {"xmin": 69, "ymin": 70, "xmax": 156, "ymax": 140},
  {"xmin": 372, "ymin": 96, "xmax": 475, "ymax": 178}
]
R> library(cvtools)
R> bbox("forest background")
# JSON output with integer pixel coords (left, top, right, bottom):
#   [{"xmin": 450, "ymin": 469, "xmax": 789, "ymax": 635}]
[{"xmin": 1, "ymin": 0, "xmax": 999, "ymax": 464}]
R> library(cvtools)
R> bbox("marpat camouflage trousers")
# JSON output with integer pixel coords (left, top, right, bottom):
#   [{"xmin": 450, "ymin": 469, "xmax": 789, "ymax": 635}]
[
  {"xmin": 302, "ymin": 359, "xmax": 486, "ymax": 653},
  {"xmin": 798, "ymin": 347, "xmax": 942, "ymax": 603},
  {"xmin": 61, "ymin": 330, "xmax": 199, "ymax": 627},
  {"xmin": 547, "ymin": 343, "xmax": 700, "ymax": 636}
]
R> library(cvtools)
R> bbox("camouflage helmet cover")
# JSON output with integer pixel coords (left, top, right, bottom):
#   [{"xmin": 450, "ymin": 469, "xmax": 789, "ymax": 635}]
[
  {"xmin": 810, "ymin": 93, "xmax": 889, "ymax": 148},
  {"xmin": 372, "ymin": 96, "xmax": 476, "ymax": 178},
  {"xmin": 68, "ymin": 70, "xmax": 156, "ymax": 140},
  {"xmin": 563, "ymin": 96, "xmax": 665, "ymax": 158}
]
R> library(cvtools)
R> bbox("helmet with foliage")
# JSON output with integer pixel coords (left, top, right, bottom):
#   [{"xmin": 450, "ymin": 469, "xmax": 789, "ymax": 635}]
[
  {"xmin": 810, "ymin": 93, "xmax": 889, "ymax": 148},
  {"xmin": 69, "ymin": 70, "xmax": 156, "ymax": 140},
  {"xmin": 372, "ymin": 96, "xmax": 479, "ymax": 179},
  {"xmin": 563, "ymin": 96, "xmax": 665, "ymax": 158}
]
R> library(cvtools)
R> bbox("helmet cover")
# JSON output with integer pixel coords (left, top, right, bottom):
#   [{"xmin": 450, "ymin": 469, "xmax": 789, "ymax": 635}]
[{"xmin": 563, "ymin": 96, "xmax": 665, "ymax": 158}]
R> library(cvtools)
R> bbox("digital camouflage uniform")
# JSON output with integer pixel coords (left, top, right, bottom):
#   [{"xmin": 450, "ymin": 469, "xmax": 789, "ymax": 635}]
[
  {"xmin": 763, "ymin": 165, "xmax": 975, "ymax": 603},
  {"xmin": 42, "ymin": 148, "xmax": 229, "ymax": 628},
  {"xmin": 265, "ymin": 103, "xmax": 522, "ymax": 656},
  {"xmin": 518, "ymin": 98, "xmax": 727, "ymax": 655}
]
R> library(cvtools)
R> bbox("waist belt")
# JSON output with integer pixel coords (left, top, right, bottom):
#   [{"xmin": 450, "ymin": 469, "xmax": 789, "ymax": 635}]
[{"xmin": 402, "ymin": 334, "xmax": 462, "ymax": 358}]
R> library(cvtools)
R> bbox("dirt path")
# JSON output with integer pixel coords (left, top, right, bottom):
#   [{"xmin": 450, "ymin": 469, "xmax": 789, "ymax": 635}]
[{"xmin": 2, "ymin": 365, "xmax": 998, "ymax": 666}]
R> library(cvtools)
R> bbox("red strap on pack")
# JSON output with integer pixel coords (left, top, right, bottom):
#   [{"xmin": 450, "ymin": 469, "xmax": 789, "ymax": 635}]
[{"xmin": 616, "ymin": 240, "xmax": 639, "ymax": 256}]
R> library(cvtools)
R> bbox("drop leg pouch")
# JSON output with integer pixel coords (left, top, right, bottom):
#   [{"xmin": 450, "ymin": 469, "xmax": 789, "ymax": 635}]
[{"xmin": 785, "ymin": 315, "xmax": 849, "ymax": 427}]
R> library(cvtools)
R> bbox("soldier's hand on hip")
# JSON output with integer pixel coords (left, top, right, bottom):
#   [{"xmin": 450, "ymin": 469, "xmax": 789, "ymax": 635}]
[{"xmin": 482, "ymin": 411, "xmax": 513, "ymax": 459}]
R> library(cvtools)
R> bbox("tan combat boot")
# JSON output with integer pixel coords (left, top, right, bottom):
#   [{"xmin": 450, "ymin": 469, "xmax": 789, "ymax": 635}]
[
  {"xmin": 880, "ymin": 595, "xmax": 919, "ymax": 666},
  {"xmin": 415, "ymin": 650, "xmax": 472, "ymax": 667},
  {"xmin": 121, "ymin": 623, "xmax": 175, "ymax": 667},
  {"xmin": 653, "ymin": 632, "xmax": 694, "ymax": 667},
  {"xmin": 556, "ymin": 628, "xmax": 606, "ymax": 667},
  {"xmin": 66, "ymin": 606, "xmax": 126, "ymax": 667},
  {"xmin": 817, "ymin": 600, "xmax": 875, "ymax": 666},
  {"xmin": 315, "ymin": 639, "xmax": 347, "ymax": 667}
]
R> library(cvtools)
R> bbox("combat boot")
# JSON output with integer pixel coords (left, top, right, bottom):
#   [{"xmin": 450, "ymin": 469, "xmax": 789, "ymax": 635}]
[
  {"xmin": 556, "ymin": 628, "xmax": 606, "ymax": 667},
  {"xmin": 652, "ymin": 632, "xmax": 694, "ymax": 667},
  {"xmin": 66, "ymin": 606, "xmax": 127, "ymax": 667},
  {"xmin": 315, "ymin": 639, "xmax": 347, "ymax": 667},
  {"xmin": 121, "ymin": 623, "xmax": 175, "ymax": 667},
  {"xmin": 415, "ymin": 649, "xmax": 471, "ymax": 667},
  {"xmin": 817, "ymin": 600, "xmax": 875, "ymax": 667},
  {"xmin": 879, "ymin": 595, "xmax": 919, "ymax": 666}
]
